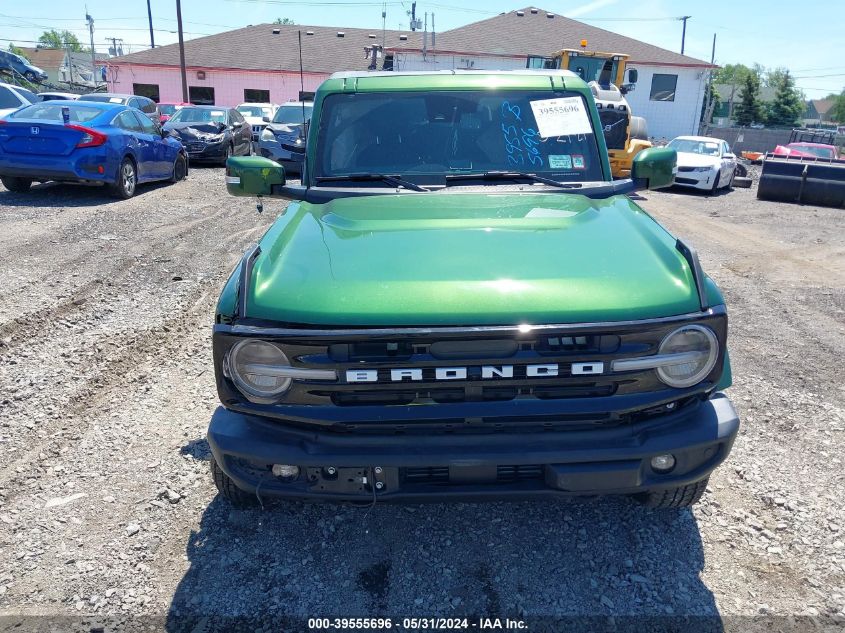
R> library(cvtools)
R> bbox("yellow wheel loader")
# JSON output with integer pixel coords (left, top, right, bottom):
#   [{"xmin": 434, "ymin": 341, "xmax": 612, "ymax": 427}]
[{"xmin": 553, "ymin": 44, "xmax": 651, "ymax": 178}]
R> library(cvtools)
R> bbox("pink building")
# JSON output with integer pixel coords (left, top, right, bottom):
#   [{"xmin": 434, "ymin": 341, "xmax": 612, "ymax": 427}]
[{"xmin": 109, "ymin": 24, "xmax": 422, "ymax": 106}]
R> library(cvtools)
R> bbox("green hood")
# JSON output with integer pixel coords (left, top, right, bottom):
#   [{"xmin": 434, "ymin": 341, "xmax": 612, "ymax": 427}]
[{"xmin": 242, "ymin": 192, "xmax": 710, "ymax": 326}]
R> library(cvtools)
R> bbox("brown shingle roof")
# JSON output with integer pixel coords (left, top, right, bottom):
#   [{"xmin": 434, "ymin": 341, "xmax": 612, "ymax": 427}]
[
  {"xmin": 434, "ymin": 7, "xmax": 712, "ymax": 66},
  {"xmin": 811, "ymin": 98, "xmax": 834, "ymax": 115},
  {"xmin": 111, "ymin": 24, "xmax": 423, "ymax": 73},
  {"xmin": 19, "ymin": 47, "xmax": 66, "ymax": 71}
]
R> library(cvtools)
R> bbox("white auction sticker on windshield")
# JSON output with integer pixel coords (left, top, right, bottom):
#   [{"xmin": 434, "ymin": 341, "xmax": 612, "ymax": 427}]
[{"xmin": 529, "ymin": 97, "xmax": 592, "ymax": 138}]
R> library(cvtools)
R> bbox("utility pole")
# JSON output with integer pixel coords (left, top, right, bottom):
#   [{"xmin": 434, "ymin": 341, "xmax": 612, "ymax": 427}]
[
  {"xmin": 86, "ymin": 11, "xmax": 97, "ymax": 87},
  {"xmin": 147, "ymin": 0, "xmax": 155, "ymax": 48},
  {"xmin": 64, "ymin": 40, "xmax": 74, "ymax": 85},
  {"xmin": 107, "ymin": 37, "xmax": 123, "ymax": 57},
  {"xmin": 176, "ymin": 0, "xmax": 189, "ymax": 102},
  {"xmin": 679, "ymin": 15, "xmax": 691, "ymax": 55}
]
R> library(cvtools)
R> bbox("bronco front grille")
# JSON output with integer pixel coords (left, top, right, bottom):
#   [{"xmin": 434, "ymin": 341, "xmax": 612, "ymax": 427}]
[{"xmin": 213, "ymin": 308, "xmax": 728, "ymax": 432}]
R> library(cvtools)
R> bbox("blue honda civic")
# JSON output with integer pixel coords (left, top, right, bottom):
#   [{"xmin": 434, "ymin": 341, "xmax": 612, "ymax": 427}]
[{"xmin": 0, "ymin": 100, "xmax": 187, "ymax": 198}]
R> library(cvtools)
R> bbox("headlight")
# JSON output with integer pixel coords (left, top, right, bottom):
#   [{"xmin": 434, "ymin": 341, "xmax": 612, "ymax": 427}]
[
  {"xmin": 691, "ymin": 166, "xmax": 712, "ymax": 172},
  {"xmin": 225, "ymin": 339, "xmax": 337, "ymax": 402},
  {"xmin": 227, "ymin": 339, "xmax": 293, "ymax": 401},
  {"xmin": 261, "ymin": 127, "xmax": 276, "ymax": 141},
  {"xmin": 655, "ymin": 325, "xmax": 719, "ymax": 388}
]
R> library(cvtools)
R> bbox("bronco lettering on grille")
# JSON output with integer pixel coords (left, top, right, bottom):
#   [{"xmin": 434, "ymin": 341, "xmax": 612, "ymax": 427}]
[{"xmin": 344, "ymin": 363, "xmax": 604, "ymax": 383}]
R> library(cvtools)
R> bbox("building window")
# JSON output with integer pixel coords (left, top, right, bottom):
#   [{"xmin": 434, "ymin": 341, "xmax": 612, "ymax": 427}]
[
  {"xmin": 526, "ymin": 56, "xmax": 559, "ymax": 69},
  {"xmin": 650, "ymin": 74, "xmax": 678, "ymax": 101},
  {"xmin": 189, "ymin": 86, "xmax": 215, "ymax": 105},
  {"xmin": 243, "ymin": 89, "xmax": 270, "ymax": 103},
  {"xmin": 133, "ymin": 83, "xmax": 160, "ymax": 103}
]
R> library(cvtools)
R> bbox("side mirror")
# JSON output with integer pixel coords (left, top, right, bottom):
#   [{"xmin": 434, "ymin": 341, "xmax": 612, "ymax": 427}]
[
  {"xmin": 724, "ymin": 152, "xmax": 735, "ymax": 159},
  {"xmin": 627, "ymin": 68, "xmax": 638, "ymax": 84},
  {"xmin": 232, "ymin": 120, "xmax": 243, "ymax": 128},
  {"xmin": 225, "ymin": 156, "xmax": 285, "ymax": 197},
  {"xmin": 631, "ymin": 146, "xmax": 676, "ymax": 190},
  {"xmin": 262, "ymin": 116, "xmax": 271, "ymax": 123}
]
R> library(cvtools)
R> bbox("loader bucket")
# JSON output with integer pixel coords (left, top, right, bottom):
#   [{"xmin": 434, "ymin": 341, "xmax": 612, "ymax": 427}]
[{"xmin": 757, "ymin": 154, "xmax": 845, "ymax": 208}]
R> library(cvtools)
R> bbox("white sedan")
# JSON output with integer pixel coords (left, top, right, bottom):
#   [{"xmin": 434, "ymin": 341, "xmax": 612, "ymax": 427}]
[{"xmin": 668, "ymin": 135, "xmax": 737, "ymax": 193}]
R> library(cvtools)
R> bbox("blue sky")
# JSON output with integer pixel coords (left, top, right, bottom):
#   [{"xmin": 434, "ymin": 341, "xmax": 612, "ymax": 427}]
[{"xmin": 3, "ymin": 0, "xmax": 843, "ymax": 97}]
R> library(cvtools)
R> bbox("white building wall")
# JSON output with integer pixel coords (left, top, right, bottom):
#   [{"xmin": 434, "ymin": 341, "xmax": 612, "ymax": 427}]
[
  {"xmin": 623, "ymin": 65, "xmax": 708, "ymax": 141},
  {"xmin": 393, "ymin": 52, "xmax": 707, "ymax": 140}
]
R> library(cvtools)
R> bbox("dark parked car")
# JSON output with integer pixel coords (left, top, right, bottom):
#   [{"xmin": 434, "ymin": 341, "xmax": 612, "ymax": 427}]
[
  {"xmin": 79, "ymin": 93, "xmax": 161, "ymax": 126},
  {"xmin": 256, "ymin": 101, "xmax": 312, "ymax": 175},
  {"xmin": 0, "ymin": 101, "xmax": 187, "ymax": 198},
  {"xmin": 0, "ymin": 50, "xmax": 48, "ymax": 83},
  {"xmin": 163, "ymin": 106, "xmax": 252, "ymax": 165}
]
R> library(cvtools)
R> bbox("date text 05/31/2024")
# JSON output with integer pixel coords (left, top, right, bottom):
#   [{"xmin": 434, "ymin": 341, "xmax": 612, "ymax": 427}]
[{"xmin": 308, "ymin": 617, "xmax": 528, "ymax": 630}]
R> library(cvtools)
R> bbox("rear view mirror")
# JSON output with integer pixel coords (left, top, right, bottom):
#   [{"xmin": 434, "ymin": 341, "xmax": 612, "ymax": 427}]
[
  {"xmin": 631, "ymin": 147, "xmax": 676, "ymax": 190},
  {"xmin": 226, "ymin": 156, "xmax": 285, "ymax": 197}
]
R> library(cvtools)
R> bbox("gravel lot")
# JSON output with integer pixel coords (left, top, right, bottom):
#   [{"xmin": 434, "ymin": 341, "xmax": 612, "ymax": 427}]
[{"xmin": 0, "ymin": 169, "xmax": 843, "ymax": 632}]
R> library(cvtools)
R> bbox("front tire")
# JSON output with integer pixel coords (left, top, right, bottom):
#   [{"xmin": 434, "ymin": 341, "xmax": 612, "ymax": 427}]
[
  {"xmin": 634, "ymin": 477, "xmax": 709, "ymax": 508},
  {"xmin": 210, "ymin": 458, "xmax": 258, "ymax": 508},
  {"xmin": 112, "ymin": 158, "xmax": 137, "ymax": 199},
  {"xmin": 1, "ymin": 176, "xmax": 32, "ymax": 193},
  {"xmin": 24, "ymin": 71, "xmax": 37, "ymax": 82},
  {"xmin": 170, "ymin": 153, "xmax": 187, "ymax": 183}
]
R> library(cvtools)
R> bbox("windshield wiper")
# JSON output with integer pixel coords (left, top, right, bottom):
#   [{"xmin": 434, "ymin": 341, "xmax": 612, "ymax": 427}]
[
  {"xmin": 315, "ymin": 173, "xmax": 427, "ymax": 192},
  {"xmin": 444, "ymin": 171, "xmax": 582, "ymax": 189}
]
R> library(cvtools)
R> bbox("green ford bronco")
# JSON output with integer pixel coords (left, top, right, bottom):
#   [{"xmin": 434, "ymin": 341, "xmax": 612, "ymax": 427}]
[{"xmin": 209, "ymin": 70, "xmax": 739, "ymax": 508}]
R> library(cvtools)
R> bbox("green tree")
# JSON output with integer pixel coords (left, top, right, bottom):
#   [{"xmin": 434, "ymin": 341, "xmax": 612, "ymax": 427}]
[
  {"xmin": 734, "ymin": 72, "xmax": 764, "ymax": 126},
  {"xmin": 713, "ymin": 64, "xmax": 763, "ymax": 84},
  {"xmin": 38, "ymin": 29, "xmax": 85, "ymax": 52},
  {"xmin": 273, "ymin": 17, "xmax": 295, "ymax": 24},
  {"xmin": 8, "ymin": 43, "xmax": 30, "ymax": 60},
  {"xmin": 831, "ymin": 89, "xmax": 845, "ymax": 124},
  {"xmin": 765, "ymin": 70, "xmax": 805, "ymax": 127}
]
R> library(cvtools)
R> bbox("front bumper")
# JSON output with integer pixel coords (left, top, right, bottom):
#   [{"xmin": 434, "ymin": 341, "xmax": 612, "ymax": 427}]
[
  {"xmin": 207, "ymin": 393, "xmax": 739, "ymax": 502},
  {"xmin": 183, "ymin": 140, "xmax": 226, "ymax": 162},
  {"xmin": 256, "ymin": 139, "xmax": 304, "ymax": 174},
  {"xmin": 674, "ymin": 170, "xmax": 716, "ymax": 190}
]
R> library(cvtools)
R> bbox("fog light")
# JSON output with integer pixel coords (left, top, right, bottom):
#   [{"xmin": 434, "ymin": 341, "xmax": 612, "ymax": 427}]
[
  {"xmin": 650, "ymin": 454, "xmax": 676, "ymax": 473},
  {"xmin": 271, "ymin": 464, "xmax": 300, "ymax": 479}
]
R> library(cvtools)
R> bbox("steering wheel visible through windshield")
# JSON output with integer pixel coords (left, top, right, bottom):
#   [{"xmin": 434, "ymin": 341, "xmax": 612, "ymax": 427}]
[{"xmin": 315, "ymin": 90, "xmax": 603, "ymax": 184}]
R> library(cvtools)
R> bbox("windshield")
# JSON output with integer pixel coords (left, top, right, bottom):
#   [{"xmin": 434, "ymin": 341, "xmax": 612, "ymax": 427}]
[
  {"xmin": 14, "ymin": 87, "xmax": 38, "ymax": 104},
  {"xmin": 273, "ymin": 104, "xmax": 312, "ymax": 124},
  {"xmin": 669, "ymin": 139, "xmax": 721, "ymax": 156},
  {"xmin": 566, "ymin": 57, "xmax": 620, "ymax": 86},
  {"xmin": 169, "ymin": 107, "xmax": 227, "ymax": 124},
  {"xmin": 238, "ymin": 105, "xmax": 273, "ymax": 118},
  {"xmin": 159, "ymin": 104, "xmax": 184, "ymax": 115},
  {"xmin": 790, "ymin": 144, "xmax": 834, "ymax": 158},
  {"xmin": 10, "ymin": 103, "xmax": 103, "ymax": 123},
  {"xmin": 315, "ymin": 91, "xmax": 602, "ymax": 182},
  {"xmin": 82, "ymin": 95, "xmax": 127, "ymax": 104}
]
